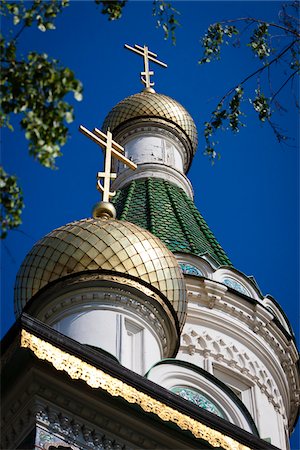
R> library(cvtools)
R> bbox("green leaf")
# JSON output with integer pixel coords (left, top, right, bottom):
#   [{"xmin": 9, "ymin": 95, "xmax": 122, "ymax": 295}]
[
  {"xmin": 74, "ymin": 90, "xmax": 83, "ymax": 101},
  {"xmin": 0, "ymin": 166, "xmax": 24, "ymax": 238},
  {"xmin": 38, "ymin": 23, "xmax": 46, "ymax": 32},
  {"xmin": 65, "ymin": 111, "xmax": 73, "ymax": 123}
]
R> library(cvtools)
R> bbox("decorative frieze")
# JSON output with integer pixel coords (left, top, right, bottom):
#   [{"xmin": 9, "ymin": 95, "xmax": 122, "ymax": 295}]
[
  {"xmin": 181, "ymin": 328, "xmax": 284, "ymax": 415},
  {"xmin": 185, "ymin": 277, "xmax": 299, "ymax": 429}
]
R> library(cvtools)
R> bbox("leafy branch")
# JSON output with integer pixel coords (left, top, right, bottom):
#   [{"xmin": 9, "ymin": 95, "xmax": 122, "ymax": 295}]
[
  {"xmin": 0, "ymin": 168, "xmax": 24, "ymax": 239},
  {"xmin": 152, "ymin": 0, "xmax": 180, "ymax": 44},
  {"xmin": 200, "ymin": 2, "xmax": 300, "ymax": 160},
  {"xmin": 0, "ymin": 0, "xmax": 134, "ymax": 238},
  {"xmin": 95, "ymin": 0, "xmax": 127, "ymax": 21}
]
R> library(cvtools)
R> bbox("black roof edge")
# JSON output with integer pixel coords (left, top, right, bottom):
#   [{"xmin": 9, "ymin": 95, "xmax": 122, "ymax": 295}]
[
  {"xmin": 2, "ymin": 313, "xmax": 280, "ymax": 450},
  {"xmin": 265, "ymin": 294, "xmax": 296, "ymax": 338}
]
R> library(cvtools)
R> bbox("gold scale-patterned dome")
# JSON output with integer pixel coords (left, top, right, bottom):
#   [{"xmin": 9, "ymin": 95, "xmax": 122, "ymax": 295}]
[
  {"xmin": 15, "ymin": 218, "xmax": 186, "ymax": 327},
  {"xmin": 102, "ymin": 90, "xmax": 198, "ymax": 157}
]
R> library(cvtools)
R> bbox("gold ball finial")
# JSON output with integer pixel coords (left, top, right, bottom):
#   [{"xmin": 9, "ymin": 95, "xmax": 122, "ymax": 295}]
[
  {"xmin": 92, "ymin": 201, "xmax": 116, "ymax": 220},
  {"xmin": 143, "ymin": 86, "xmax": 155, "ymax": 93}
]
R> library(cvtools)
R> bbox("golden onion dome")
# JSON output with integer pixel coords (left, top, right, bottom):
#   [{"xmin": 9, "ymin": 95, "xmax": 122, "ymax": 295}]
[
  {"xmin": 14, "ymin": 218, "xmax": 186, "ymax": 327},
  {"xmin": 102, "ymin": 91, "xmax": 198, "ymax": 158}
]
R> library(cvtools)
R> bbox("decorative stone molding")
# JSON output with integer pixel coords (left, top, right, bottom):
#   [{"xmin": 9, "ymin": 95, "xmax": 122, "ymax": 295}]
[
  {"xmin": 40, "ymin": 290, "xmax": 167, "ymax": 351},
  {"xmin": 1, "ymin": 376, "xmax": 156, "ymax": 450},
  {"xmin": 175, "ymin": 252, "xmax": 214, "ymax": 278},
  {"xmin": 34, "ymin": 275, "xmax": 180, "ymax": 357},
  {"xmin": 35, "ymin": 406, "xmax": 130, "ymax": 450},
  {"xmin": 213, "ymin": 268, "xmax": 261, "ymax": 301},
  {"xmin": 147, "ymin": 362, "xmax": 258, "ymax": 435},
  {"xmin": 185, "ymin": 277, "xmax": 299, "ymax": 430},
  {"xmin": 18, "ymin": 330, "xmax": 254, "ymax": 450},
  {"xmin": 111, "ymin": 163, "xmax": 194, "ymax": 199},
  {"xmin": 181, "ymin": 328, "xmax": 285, "ymax": 417}
]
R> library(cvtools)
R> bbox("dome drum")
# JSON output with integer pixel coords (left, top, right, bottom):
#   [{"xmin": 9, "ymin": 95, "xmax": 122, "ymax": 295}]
[
  {"xmin": 23, "ymin": 273, "xmax": 181, "ymax": 370},
  {"xmin": 108, "ymin": 118, "xmax": 194, "ymax": 174}
]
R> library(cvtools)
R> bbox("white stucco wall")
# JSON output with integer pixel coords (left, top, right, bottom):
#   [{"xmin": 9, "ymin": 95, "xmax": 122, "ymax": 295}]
[
  {"xmin": 174, "ymin": 269, "xmax": 295, "ymax": 450},
  {"xmin": 53, "ymin": 307, "xmax": 162, "ymax": 375}
]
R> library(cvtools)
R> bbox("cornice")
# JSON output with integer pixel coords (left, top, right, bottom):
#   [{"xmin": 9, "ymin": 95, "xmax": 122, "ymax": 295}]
[
  {"xmin": 36, "ymin": 287, "xmax": 173, "ymax": 356},
  {"xmin": 2, "ymin": 375, "xmax": 156, "ymax": 450},
  {"xmin": 18, "ymin": 328, "xmax": 277, "ymax": 450},
  {"xmin": 111, "ymin": 162, "xmax": 194, "ymax": 198}
]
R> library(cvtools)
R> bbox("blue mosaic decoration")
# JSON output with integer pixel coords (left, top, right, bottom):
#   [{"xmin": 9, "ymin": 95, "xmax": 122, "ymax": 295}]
[
  {"xmin": 171, "ymin": 386, "xmax": 226, "ymax": 418},
  {"xmin": 223, "ymin": 278, "xmax": 249, "ymax": 295},
  {"xmin": 179, "ymin": 263, "xmax": 203, "ymax": 277}
]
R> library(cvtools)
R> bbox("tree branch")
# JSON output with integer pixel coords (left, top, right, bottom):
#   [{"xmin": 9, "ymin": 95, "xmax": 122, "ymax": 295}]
[
  {"xmin": 216, "ymin": 17, "xmax": 300, "ymax": 38},
  {"xmin": 270, "ymin": 68, "xmax": 299, "ymax": 104},
  {"xmin": 12, "ymin": 22, "xmax": 27, "ymax": 42},
  {"xmin": 219, "ymin": 39, "xmax": 298, "ymax": 105}
]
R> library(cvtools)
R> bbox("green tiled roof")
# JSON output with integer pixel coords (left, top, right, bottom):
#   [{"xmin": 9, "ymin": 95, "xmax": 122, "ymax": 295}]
[{"xmin": 112, "ymin": 178, "xmax": 232, "ymax": 267}]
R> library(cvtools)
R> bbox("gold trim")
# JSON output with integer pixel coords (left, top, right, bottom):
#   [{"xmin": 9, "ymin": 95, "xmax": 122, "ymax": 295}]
[{"xmin": 21, "ymin": 329, "xmax": 251, "ymax": 450}]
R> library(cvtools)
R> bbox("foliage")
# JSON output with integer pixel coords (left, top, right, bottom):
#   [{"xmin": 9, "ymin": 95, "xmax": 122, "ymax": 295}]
[
  {"xmin": 0, "ymin": 0, "xmax": 178, "ymax": 238},
  {"xmin": 0, "ymin": 168, "xmax": 24, "ymax": 239},
  {"xmin": 1, "ymin": 0, "xmax": 83, "ymax": 169},
  {"xmin": 95, "ymin": 0, "xmax": 127, "ymax": 21},
  {"xmin": 199, "ymin": 1, "xmax": 300, "ymax": 161},
  {"xmin": 152, "ymin": 0, "xmax": 180, "ymax": 44},
  {"xmin": 1, "ymin": 0, "xmax": 298, "ymax": 236},
  {"xmin": 200, "ymin": 23, "xmax": 239, "ymax": 64},
  {"xmin": 0, "ymin": 0, "xmax": 136, "ymax": 238},
  {"xmin": 1, "ymin": 49, "xmax": 83, "ymax": 168}
]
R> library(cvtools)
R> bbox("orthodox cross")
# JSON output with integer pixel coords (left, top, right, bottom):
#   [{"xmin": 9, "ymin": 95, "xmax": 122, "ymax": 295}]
[
  {"xmin": 79, "ymin": 125, "xmax": 137, "ymax": 202},
  {"xmin": 124, "ymin": 43, "xmax": 167, "ymax": 89}
]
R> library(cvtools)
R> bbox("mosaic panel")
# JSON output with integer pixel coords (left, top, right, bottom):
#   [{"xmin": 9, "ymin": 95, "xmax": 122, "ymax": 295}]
[
  {"xmin": 171, "ymin": 386, "xmax": 226, "ymax": 419},
  {"xmin": 223, "ymin": 278, "xmax": 249, "ymax": 296},
  {"xmin": 179, "ymin": 262, "xmax": 203, "ymax": 277}
]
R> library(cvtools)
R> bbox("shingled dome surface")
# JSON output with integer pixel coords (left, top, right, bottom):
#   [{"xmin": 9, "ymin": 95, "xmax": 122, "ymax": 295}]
[
  {"xmin": 102, "ymin": 91, "xmax": 198, "ymax": 156},
  {"xmin": 112, "ymin": 178, "xmax": 232, "ymax": 267},
  {"xmin": 14, "ymin": 218, "xmax": 186, "ymax": 326}
]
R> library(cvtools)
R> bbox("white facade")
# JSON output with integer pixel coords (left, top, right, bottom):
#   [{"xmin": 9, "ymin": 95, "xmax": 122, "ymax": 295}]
[
  {"xmin": 111, "ymin": 125, "xmax": 194, "ymax": 198},
  {"xmin": 173, "ymin": 254, "xmax": 298, "ymax": 450}
]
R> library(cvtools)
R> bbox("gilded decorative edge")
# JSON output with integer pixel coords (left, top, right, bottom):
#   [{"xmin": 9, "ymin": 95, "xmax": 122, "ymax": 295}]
[{"xmin": 20, "ymin": 329, "xmax": 252, "ymax": 450}]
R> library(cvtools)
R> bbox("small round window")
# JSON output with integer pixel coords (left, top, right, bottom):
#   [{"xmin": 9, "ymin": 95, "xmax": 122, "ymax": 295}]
[{"xmin": 171, "ymin": 386, "xmax": 226, "ymax": 418}]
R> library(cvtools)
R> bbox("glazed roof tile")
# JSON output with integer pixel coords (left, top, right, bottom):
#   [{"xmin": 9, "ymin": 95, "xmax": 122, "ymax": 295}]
[{"xmin": 112, "ymin": 178, "xmax": 232, "ymax": 267}]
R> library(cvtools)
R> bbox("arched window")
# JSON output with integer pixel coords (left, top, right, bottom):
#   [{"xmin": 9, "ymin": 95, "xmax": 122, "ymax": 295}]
[
  {"xmin": 179, "ymin": 263, "xmax": 203, "ymax": 277},
  {"xmin": 223, "ymin": 278, "xmax": 249, "ymax": 296},
  {"xmin": 170, "ymin": 385, "xmax": 227, "ymax": 418}
]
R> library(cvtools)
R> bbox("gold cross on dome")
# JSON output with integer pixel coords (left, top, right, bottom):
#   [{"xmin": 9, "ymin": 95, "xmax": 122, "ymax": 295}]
[
  {"xmin": 125, "ymin": 43, "xmax": 167, "ymax": 89},
  {"xmin": 79, "ymin": 125, "xmax": 137, "ymax": 202}
]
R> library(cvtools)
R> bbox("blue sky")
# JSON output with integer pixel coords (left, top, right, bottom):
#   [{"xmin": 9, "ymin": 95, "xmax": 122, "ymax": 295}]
[{"xmin": 1, "ymin": 1, "xmax": 299, "ymax": 446}]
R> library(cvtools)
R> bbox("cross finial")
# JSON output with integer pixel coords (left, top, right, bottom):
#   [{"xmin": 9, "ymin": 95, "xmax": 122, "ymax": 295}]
[
  {"xmin": 79, "ymin": 125, "xmax": 137, "ymax": 218},
  {"xmin": 125, "ymin": 43, "xmax": 167, "ymax": 91}
]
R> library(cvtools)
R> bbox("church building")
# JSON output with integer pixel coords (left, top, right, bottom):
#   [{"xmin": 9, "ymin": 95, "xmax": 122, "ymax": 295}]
[{"xmin": 1, "ymin": 44, "xmax": 299, "ymax": 450}]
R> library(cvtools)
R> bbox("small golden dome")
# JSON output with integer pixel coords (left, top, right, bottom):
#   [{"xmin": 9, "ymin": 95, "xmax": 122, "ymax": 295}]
[
  {"xmin": 102, "ymin": 91, "xmax": 198, "ymax": 157},
  {"xmin": 15, "ymin": 218, "xmax": 186, "ymax": 327}
]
